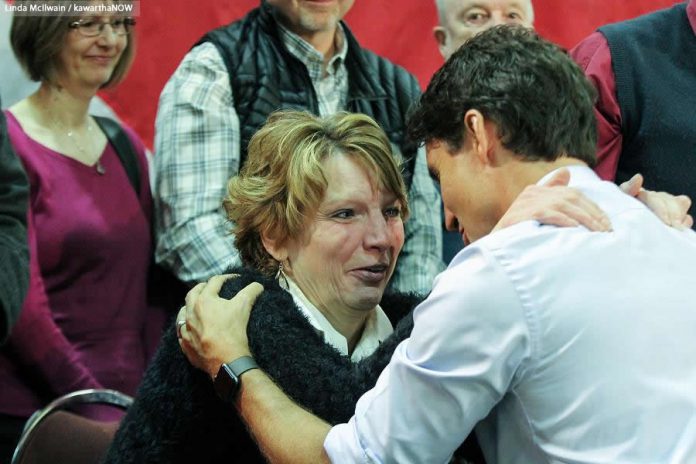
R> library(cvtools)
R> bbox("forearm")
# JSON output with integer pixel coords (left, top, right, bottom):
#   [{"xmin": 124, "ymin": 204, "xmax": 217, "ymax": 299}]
[
  {"xmin": 237, "ymin": 370, "xmax": 332, "ymax": 464},
  {"xmin": 154, "ymin": 211, "xmax": 242, "ymax": 284},
  {"xmin": 0, "ymin": 111, "xmax": 29, "ymax": 341},
  {"xmin": 9, "ymin": 211, "xmax": 101, "ymax": 392},
  {"xmin": 10, "ymin": 292, "xmax": 102, "ymax": 394},
  {"xmin": 10, "ymin": 315, "xmax": 102, "ymax": 393},
  {"xmin": 153, "ymin": 42, "xmax": 242, "ymax": 284}
]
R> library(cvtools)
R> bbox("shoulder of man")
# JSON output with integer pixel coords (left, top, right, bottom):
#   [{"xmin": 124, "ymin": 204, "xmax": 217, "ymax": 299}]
[
  {"xmin": 194, "ymin": 4, "xmax": 263, "ymax": 49},
  {"xmin": 599, "ymin": 1, "xmax": 685, "ymax": 38},
  {"xmin": 343, "ymin": 25, "xmax": 421, "ymax": 102}
]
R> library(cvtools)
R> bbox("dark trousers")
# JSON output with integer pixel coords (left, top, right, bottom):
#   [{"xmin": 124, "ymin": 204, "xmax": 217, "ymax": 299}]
[{"xmin": 0, "ymin": 413, "xmax": 26, "ymax": 463}]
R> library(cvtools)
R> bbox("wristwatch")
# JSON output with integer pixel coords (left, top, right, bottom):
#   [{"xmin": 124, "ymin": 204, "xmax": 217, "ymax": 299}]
[{"xmin": 213, "ymin": 355, "xmax": 259, "ymax": 404}]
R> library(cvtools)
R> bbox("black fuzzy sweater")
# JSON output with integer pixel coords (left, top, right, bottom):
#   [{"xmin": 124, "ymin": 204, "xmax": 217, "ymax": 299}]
[{"xmin": 104, "ymin": 268, "xmax": 483, "ymax": 463}]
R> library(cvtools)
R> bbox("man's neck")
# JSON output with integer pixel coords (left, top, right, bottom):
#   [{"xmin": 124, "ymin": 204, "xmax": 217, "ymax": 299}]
[
  {"xmin": 300, "ymin": 28, "xmax": 339, "ymax": 59},
  {"xmin": 498, "ymin": 157, "xmax": 588, "ymax": 213},
  {"xmin": 273, "ymin": 13, "xmax": 341, "ymax": 63}
]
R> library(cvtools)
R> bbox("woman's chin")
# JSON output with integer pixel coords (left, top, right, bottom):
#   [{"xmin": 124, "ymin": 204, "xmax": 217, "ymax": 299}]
[{"xmin": 348, "ymin": 288, "xmax": 385, "ymax": 312}]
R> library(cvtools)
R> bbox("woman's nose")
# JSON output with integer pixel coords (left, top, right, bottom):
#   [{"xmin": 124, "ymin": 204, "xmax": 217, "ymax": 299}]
[
  {"xmin": 365, "ymin": 213, "xmax": 391, "ymax": 250},
  {"xmin": 96, "ymin": 25, "xmax": 119, "ymax": 46}
]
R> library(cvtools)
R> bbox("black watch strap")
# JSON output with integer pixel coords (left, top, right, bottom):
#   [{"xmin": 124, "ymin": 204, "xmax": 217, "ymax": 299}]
[
  {"xmin": 227, "ymin": 356, "xmax": 258, "ymax": 377},
  {"xmin": 214, "ymin": 356, "xmax": 259, "ymax": 404}
]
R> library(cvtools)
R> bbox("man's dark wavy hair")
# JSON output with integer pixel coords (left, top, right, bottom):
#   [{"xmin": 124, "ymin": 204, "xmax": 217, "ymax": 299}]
[{"xmin": 408, "ymin": 25, "xmax": 597, "ymax": 166}]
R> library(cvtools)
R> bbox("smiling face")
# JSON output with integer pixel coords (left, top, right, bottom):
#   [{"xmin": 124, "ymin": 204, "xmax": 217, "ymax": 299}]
[
  {"xmin": 281, "ymin": 152, "xmax": 405, "ymax": 315},
  {"xmin": 434, "ymin": 0, "xmax": 533, "ymax": 59},
  {"xmin": 267, "ymin": 0, "xmax": 354, "ymax": 37},
  {"xmin": 56, "ymin": 13, "xmax": 127, "ymax": 90}
]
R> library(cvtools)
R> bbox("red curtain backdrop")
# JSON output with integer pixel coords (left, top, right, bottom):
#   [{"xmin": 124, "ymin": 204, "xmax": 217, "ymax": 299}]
[{"xmin": 100, "ymin": 0, "xmax": 682, "ymax": 149}]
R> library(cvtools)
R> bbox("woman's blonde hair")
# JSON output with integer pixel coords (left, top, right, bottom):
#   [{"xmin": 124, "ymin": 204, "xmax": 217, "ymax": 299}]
[
  {"xmin": 10, "ymin": 0, "xmax": 136, "ymax": 87},
  {"xmin": 224, "ymin": 110, "xmax": 410, "ymax": 276}
]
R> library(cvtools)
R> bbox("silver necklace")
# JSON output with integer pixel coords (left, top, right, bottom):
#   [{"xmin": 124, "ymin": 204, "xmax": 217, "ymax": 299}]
[{"xmin": 51, "ymin": 114, "xmax": 105, "ymax": 175}]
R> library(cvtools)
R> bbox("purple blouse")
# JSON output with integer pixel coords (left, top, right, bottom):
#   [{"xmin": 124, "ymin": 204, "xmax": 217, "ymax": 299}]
[{"xmin": 0, "ymin": 111, "xmax": 155, "ymax": 417}]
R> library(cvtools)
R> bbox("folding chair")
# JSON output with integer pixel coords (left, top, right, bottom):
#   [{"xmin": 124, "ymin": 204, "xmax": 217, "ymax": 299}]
[{"xmin": 11, "ymin": 389, "xmax": 133, "ymax": 464}]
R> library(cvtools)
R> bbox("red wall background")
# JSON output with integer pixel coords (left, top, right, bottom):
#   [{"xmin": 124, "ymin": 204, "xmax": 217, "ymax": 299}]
[{"xmin": 100, "ymin": 0, "xmax": 682, "ymax": 149}]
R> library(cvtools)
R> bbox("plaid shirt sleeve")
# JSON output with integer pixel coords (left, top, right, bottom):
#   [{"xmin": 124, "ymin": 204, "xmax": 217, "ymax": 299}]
[
  {"xmin": 153, "ymin": 43, "xmax": 242, "ymax": 285},
  {"xmin": 389, "ymin": 146, "xmax": 444, "ymax": 295}
]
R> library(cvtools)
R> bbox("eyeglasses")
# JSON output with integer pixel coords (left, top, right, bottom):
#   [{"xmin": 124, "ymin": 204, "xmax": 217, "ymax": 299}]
[{"xmin": 68, "ymin": 17, "xmax": 136, "ymax": 37}]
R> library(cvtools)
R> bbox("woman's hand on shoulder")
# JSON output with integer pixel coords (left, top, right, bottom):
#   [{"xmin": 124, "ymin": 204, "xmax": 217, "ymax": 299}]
[
  {"xmin": 493, "ymin": 168, "xmax": 612, "ymax": 233},
  {"xmin": 619, "ymin": 173, "xmax": 693, "ymax": 229}
]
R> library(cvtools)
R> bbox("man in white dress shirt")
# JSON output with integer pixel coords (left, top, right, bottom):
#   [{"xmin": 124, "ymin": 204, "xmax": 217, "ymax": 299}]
[{"xmin": 180, "ymin": 26, "xmax": 696, "ymax": 463}]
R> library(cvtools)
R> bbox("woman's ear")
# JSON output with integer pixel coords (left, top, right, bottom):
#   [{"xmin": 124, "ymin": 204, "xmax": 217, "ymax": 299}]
[{"xmin": 261, "ymin": 231, "xmax": 288, "ymax": 263}]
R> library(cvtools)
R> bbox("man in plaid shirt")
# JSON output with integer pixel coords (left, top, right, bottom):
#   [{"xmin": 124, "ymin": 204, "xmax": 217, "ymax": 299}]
[{"xmin": 153, "ymin": 0, "xmax": 443, "ymax": 295}]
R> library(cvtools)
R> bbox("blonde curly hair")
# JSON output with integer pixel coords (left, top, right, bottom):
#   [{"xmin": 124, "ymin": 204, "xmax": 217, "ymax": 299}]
[{"xmin": 224, "ymin": 110, "xmax": 410, "ymax": 276}]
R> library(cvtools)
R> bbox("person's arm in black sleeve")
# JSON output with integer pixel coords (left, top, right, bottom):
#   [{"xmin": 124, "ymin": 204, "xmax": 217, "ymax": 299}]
[{"xmin": 0, "ymin": 103, "xmax": 30, "ymax": 343}]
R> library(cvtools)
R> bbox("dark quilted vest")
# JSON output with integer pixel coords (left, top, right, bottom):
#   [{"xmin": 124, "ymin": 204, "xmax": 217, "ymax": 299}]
[
  {"xmin": 599, "ymin": 3, "xmax": 696, "ymax": 218},
  {"xmin": 196, "ymin": 2, "xmax": 421, "ymax": 189}
]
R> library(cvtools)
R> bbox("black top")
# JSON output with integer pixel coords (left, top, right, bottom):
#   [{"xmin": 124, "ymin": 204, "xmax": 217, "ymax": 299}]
[
  {"xmin": 104, "ymin": 267, "xmax": 484, "ymax": 463},
  {"xmin": 0, "ymin": 101, "xmax": 30, "ymax": 343}
]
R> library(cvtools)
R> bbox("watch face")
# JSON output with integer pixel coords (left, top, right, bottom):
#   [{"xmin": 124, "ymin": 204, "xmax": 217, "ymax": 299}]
[
  {"xmin": 214, "ymin": 364, "xmax": 240, "ymax": 404},
  {"xmin": 213, "ymin": 357, "xmax": 259, "ymax": 405}
]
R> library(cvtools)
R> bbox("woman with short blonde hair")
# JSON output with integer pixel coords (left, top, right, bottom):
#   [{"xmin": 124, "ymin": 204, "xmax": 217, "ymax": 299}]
[
  {"xmin": 227, "ymin": 110, "xmax": 409, "ymax": 276},
  {"xmin": 106, "ymin": 110, "xmax": 464, "ymax": 463}
]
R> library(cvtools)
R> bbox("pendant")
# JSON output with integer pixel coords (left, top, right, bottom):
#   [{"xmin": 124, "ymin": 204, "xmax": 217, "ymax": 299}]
[{"xmin": 96, "ymin": 161, "xmax": 106, "ymax": 175}]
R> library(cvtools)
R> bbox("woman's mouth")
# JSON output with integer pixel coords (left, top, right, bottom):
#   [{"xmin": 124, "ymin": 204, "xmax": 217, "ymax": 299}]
[
  {"xmin": 351, "ymin": 264, "xmax": 389, "ymax": 283},
  {"xmin": 86, "ymin": 56, "xmax": 114, "ymax": 65}
]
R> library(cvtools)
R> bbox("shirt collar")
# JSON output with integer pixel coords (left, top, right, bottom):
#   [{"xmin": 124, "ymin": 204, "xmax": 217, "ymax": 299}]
[
  {"xmin": 277, "ymin": 21, "xmax": 348, "ymax": 76},
  {"xmin": 280, "ymin": 275, "xmax": 393, "ymax": 361},
  {"xmin": 537, "ymin": 164, "xmax": 599, "ymax": 187}
]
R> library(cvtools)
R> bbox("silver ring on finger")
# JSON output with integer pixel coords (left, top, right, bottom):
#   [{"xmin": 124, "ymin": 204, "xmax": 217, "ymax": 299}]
[{"xmin": 176, "ymin": 319, "xmax": 187, "ymax": 339}]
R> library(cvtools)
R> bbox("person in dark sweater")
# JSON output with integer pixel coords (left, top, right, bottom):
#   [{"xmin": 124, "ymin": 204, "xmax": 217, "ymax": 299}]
[
  {"xmin": 571, "ymin": 0, "xmax": 695, "ymax": 227},
  {"xmin": 107, "ymin": 110, "xmax": 616, "ymax": 464},
  {"xmin": 0, "ymin": 100, "xmax": 29, "ymax": 344},
  {"xmin": 105, "ymin": 266, "xmax": 439, "ymax": 463}
]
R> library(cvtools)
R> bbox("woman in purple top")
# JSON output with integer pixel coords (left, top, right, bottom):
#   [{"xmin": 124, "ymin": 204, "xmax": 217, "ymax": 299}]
[{"xmin": 0, "ymin": 3, "xmax": 156, "ymax": 460}]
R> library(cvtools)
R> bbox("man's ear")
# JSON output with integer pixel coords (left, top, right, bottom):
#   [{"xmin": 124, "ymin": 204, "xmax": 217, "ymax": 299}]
[
  {"xmin": 261, "ymin": 231, "xmax": 287, "ymax": 263},
  {"xmin": 464, "ymin": 109, "xmax": 490, "ymax": 165},
  {"xmin": 433, "ymin": 26, "xmax": 448, "ymax": 59}
]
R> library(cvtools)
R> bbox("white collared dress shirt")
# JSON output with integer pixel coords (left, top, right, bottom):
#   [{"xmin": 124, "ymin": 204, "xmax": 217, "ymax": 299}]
[{"xmin": 324, "ymin": 166, "xmax": 696, "ymax": 463}]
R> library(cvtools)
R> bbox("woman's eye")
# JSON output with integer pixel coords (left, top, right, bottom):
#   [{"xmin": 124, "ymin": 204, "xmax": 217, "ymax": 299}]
[{"xmin": 384, "ymin": 207, "xmax": 401, "ymax": 218}]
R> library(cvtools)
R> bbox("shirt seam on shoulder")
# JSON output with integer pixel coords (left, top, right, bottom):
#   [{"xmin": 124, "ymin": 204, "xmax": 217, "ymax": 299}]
[{"xmin": 479, "ymin": 242, "xmax": 540, "ymax": 383}]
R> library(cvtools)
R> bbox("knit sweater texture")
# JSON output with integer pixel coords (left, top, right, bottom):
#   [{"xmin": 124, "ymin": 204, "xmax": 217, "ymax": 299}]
[{"xmin": 104, "ymin": 267, "xmax": 484, "ymax": 462}]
